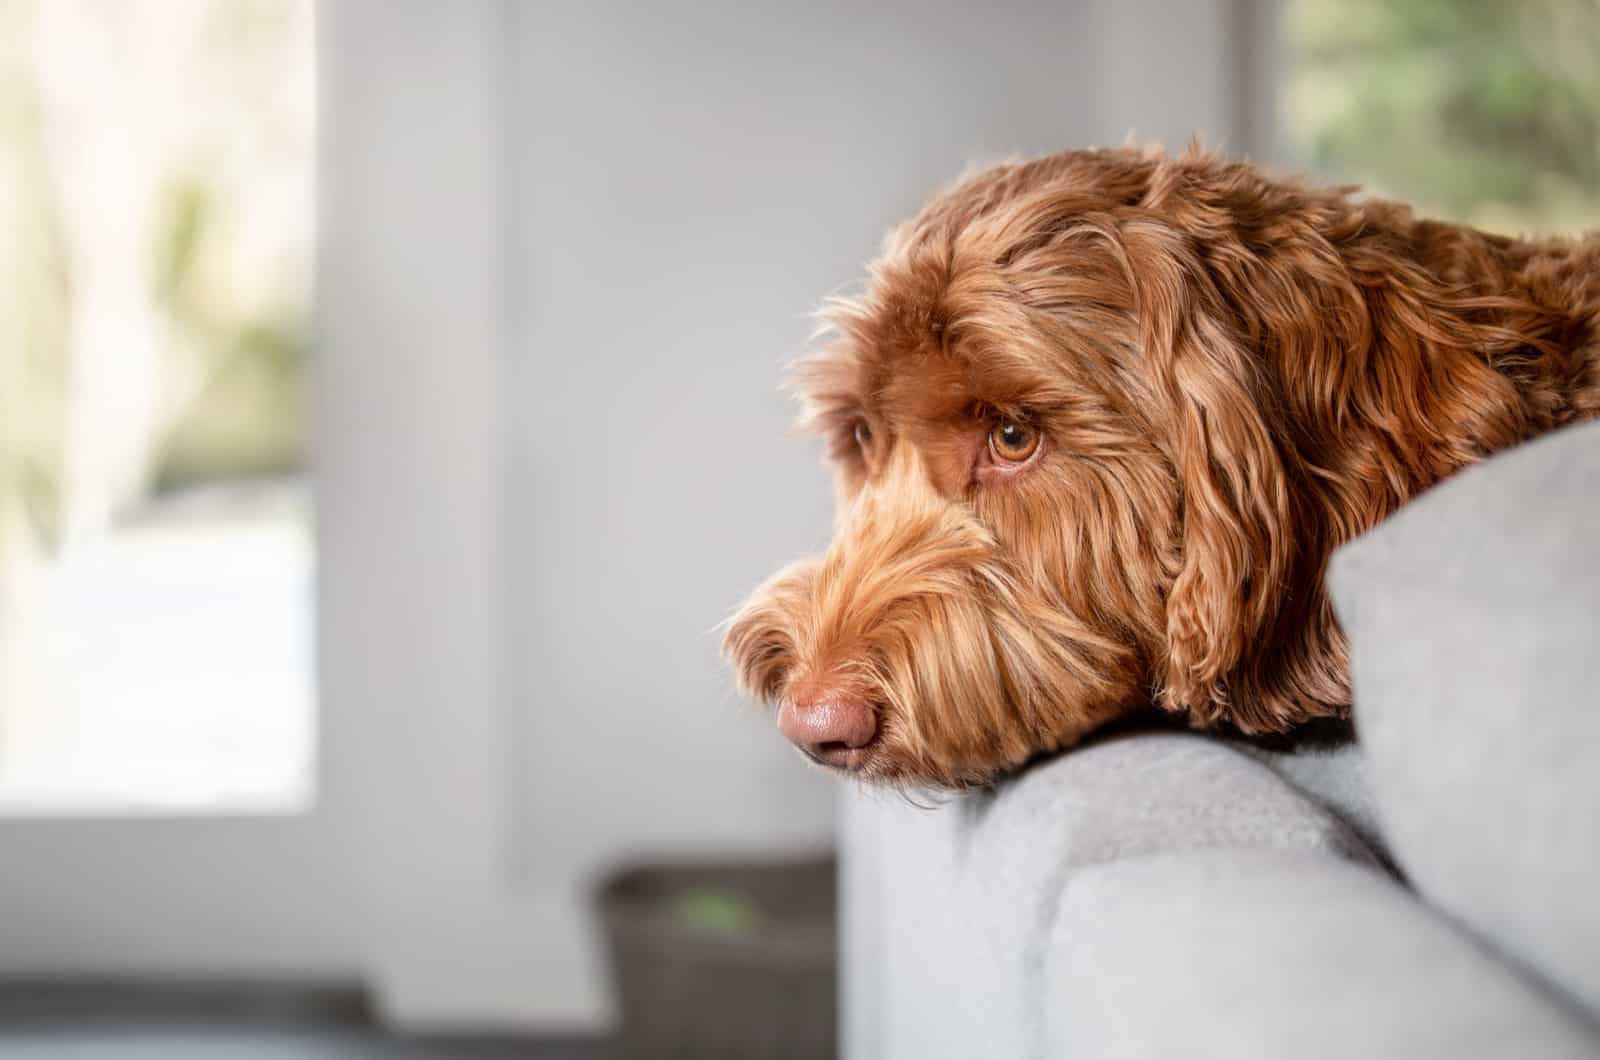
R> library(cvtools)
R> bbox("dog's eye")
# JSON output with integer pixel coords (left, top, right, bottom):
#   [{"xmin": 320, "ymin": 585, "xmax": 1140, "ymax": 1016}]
[
  {"xmin": 989, "ymin": 419, "xmax": 1039, "ymax": 463},
  {"xmin": 853, "ymin": 421, "xmax": 872, "ymax": 450}
]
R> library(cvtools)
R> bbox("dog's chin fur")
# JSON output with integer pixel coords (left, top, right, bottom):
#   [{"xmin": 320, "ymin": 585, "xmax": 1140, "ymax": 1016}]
[{"xmin": 724, "ymin": 144, "xmax": 1600, "ymax": 790}]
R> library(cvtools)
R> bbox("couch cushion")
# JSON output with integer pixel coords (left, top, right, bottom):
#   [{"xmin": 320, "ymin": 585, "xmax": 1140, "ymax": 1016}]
[
  {"xmin": 1047, "ymin": 849, "xmax": 1600, "ymax": 1060},
  {"xmin": 1328, "ymin": 418, "xmax": 1600, "ymax": 1022}
]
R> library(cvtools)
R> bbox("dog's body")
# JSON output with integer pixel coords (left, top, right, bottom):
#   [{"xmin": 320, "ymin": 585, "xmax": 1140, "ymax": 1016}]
[{"xmin": 726, "ymin": 146, "xmax": 1600, "ymax": 789}]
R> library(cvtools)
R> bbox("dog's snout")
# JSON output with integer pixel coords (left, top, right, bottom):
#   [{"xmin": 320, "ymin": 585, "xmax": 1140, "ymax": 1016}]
[{"xmin": 778, "ymin": 688, "xmax": 878, "ymax": 770}]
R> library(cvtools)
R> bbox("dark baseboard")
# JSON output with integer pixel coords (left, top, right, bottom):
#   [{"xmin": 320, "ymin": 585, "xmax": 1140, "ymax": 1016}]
[
  {"xmin": 0, "ymin": 979, "xmax": 614, "ymax": 1058},
  {"xmin": 0, "ymin": 978, "xmax": 372, "ymax": 1027}
]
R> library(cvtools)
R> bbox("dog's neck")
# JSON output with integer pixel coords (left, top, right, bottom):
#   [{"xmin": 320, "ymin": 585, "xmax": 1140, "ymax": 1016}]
[
  {"xmin": 1369, "ymin": 218, "xmax": 1600, "ymax": 430},
  {"xmin": 1255, "ymin": 210, "xmax": 1600, "ymax": 510}
]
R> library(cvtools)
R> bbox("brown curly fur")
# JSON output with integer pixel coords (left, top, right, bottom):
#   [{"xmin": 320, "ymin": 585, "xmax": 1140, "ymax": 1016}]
[{"xmin": 724, "ymin": 145, "xmax": 1600, "ymax": 789}]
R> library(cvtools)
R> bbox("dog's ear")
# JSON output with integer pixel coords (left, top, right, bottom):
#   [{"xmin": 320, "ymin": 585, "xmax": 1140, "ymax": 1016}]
[{"xmin": 1117, "ymin": 219, "xmax": 1296, "ymax": 727}]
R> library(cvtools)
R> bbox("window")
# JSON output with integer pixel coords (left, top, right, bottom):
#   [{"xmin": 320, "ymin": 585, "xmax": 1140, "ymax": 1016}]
[
  {"xmin": 1284, "ymin": 0, "xmax": 1600, "ymax": 236},
  {"xmin": 0, "ymin": 0, "xmax": 315, "ymax": 812}
]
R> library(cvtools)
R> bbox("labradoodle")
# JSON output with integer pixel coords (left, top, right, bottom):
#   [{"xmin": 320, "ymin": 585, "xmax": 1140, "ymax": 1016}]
[{"xmin": 724, "ymin": 145, "xmax": 1600, "ymax": 789}]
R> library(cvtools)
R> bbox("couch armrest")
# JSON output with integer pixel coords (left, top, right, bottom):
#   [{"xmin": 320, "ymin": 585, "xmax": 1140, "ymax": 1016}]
[{"xmin": 842, "ymin": 732, "xmax": 1598, "ymax": 1058}]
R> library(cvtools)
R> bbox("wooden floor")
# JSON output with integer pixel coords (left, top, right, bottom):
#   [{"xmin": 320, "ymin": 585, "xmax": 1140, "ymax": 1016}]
[{"xmin": 0, "ymin": 983, "xmax": 611, "ymax": 1060}]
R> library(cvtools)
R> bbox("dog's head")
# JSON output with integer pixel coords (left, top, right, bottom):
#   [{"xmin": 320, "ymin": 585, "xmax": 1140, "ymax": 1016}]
[{"xmin": 724, "ymin": 147, "xmax": 1327, "ymax": 788}]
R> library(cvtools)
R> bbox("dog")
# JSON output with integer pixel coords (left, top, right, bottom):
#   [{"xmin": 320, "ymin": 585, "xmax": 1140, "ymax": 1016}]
[{"xmin": 724, "ymin": 145, "xmax": 1600, "ymax": 790}]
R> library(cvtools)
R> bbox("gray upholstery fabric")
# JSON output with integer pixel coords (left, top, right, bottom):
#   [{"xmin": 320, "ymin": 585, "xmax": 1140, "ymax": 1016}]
[
  {"xmin": 845, "ymin": 734, "xmax": 1369, "ymax": 1059},
  {"xmin": 842, "ymin": 731, "xmax": 1600, "ymax": 1059},
  {"xmin": 1328, "ymin": 419, "xmax": 1600, "ymax": 1022},
  {"xmin": 1047, "ymin": 849, "xmax": 1600, "ymax": 1060},
  {"xmin": 1237, "ymin": 739, "xmax": 1387, "ymax": 860}
]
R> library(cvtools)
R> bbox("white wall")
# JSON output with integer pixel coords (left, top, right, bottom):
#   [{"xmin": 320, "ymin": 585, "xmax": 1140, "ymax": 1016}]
[{"xmin": 507, "ymin": 0, "xmax": 1104, "ymax": 883}]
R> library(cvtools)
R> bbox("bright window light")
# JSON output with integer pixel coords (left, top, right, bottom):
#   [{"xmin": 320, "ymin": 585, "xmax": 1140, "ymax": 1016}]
[{"xmin": 0, "ymin": 0, "xmax": 315, "ymax": 813}]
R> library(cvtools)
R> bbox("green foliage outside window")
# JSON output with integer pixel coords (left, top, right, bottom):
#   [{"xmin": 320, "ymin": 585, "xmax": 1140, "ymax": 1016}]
[{"xmin": 1286, "ymin": 0, "xmax": 1600, "ymax": 236}]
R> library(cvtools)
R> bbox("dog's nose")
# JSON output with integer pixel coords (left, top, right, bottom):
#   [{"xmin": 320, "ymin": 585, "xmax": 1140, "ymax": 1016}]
[{"xmin": 778, "ymin": 688, "xmax": 878, "ymax": 770}]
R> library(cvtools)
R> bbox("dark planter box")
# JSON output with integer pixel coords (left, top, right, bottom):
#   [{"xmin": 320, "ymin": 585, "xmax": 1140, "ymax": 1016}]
[{"xmin": 595, "ymin": 854, "xmax": 837, "ymax": 1060}]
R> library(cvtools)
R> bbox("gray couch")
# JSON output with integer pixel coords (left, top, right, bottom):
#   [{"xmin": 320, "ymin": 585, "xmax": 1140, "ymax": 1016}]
[{"xmin": 842, "ymin": 419, "xmax": 1600, "ymax": 1059}]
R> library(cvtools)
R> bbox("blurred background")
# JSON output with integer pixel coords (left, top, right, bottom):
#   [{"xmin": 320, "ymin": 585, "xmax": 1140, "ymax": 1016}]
[{"xmin": 0, "ymin": 0, "xmax": 1593, "ymax": 1055}]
